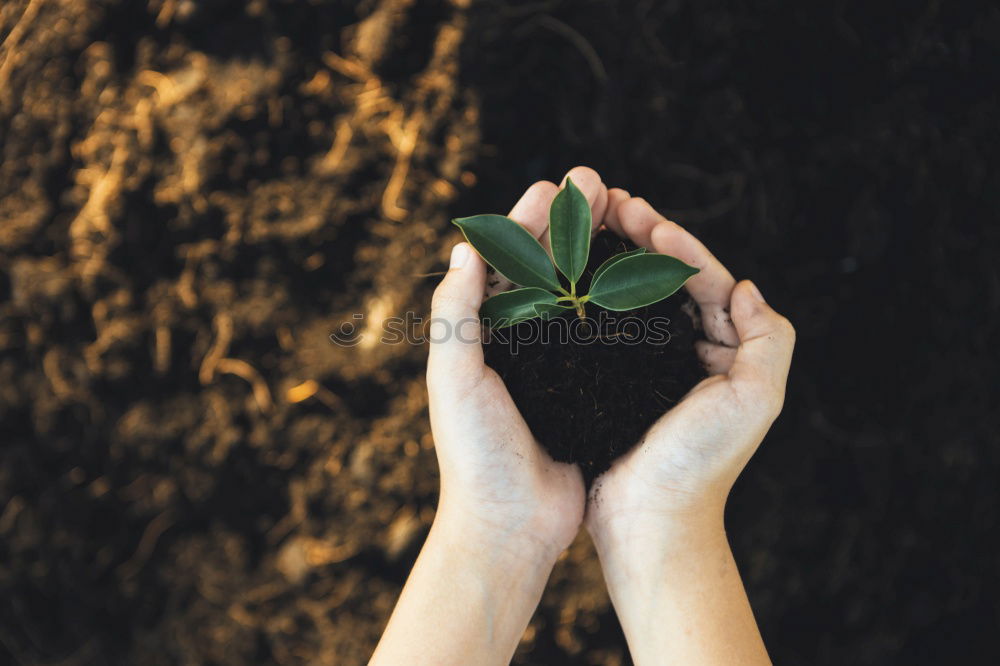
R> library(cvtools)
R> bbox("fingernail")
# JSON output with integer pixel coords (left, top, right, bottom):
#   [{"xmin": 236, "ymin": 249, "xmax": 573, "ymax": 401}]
[
  {"xmin": 747, "ymin": 281, "xmax": 766, "ymax": 303},
  {"xmin": 450, "ymin": 243, "xmax": 469, "ymax": 269}
]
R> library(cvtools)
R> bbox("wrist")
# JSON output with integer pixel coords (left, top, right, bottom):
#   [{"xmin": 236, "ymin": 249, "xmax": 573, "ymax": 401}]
[
  {"xmin": 588, "ymin": 506, "xmax": 768, "ymax": 666},
  {"xmin": 589, "ymin": 503, "xmax": 728, "ymax": 583},
  {"xmin": 433, "ymin": 495, "xmax": 565, "ymax": 571},
  {"xmin": 374, "ymin": 495, "xmax": 560, "ymax": 665},
  {"xmin": 591, "ymin": 511, "xmax": 732, "ymax": 638}
]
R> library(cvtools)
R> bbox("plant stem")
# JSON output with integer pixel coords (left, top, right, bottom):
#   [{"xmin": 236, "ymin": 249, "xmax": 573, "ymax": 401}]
[
  {"xmin": 567, "ymin": 282, "xmax": 585, "ymax": 319},
  {"xmin": 554, "ymin": 295, "xmax": 587, "ymax": 317},
  {"xmin": 573, "ymin": 283, "xmax": 588, "ymax": 318},
  {"xmin": 556, "ymin": 284, "xmax": 587, "ymax": 318}
]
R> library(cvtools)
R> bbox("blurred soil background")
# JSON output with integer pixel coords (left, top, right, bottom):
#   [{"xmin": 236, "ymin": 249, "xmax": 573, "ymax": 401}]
[{"xmin": 1, "ymin": 0, "xmax": 998, "ymax": 664}]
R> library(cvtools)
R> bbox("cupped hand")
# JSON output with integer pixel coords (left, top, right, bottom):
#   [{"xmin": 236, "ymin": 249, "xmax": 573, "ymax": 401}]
[
  {"xmin": 586, "ymin": 193, "xmax": 796, "ymax": 556},
  {"xmin": 426, "ymin": 167, "xmax": 609, "ymax": 562}
]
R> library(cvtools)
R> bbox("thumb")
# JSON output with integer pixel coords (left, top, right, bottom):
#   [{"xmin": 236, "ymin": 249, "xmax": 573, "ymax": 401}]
[
  {"xmin": 427, "ymin": 243, "xmax": 487, "ymax": 390},
  {"xmin": 727, "ymin": 280, "xmax": 796, "ymax": 418}
]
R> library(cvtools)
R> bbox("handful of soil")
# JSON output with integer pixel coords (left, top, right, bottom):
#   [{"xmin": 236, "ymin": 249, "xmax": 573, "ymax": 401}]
[{"xmin": 483, "ymin": 232, "xmax": 707, "ymax": 484}]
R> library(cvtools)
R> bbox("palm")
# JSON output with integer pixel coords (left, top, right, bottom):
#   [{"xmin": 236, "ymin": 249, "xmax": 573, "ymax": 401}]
[
  {"xmin": 427, "ymin": 167, "xmax": 611, "ymax": 554},
  {"xmin": 587, "ymin": 190, "xmax": 794, "ymax": 535},
  {"xmin": 585, "ymin": 375, "xmax": 751, "ymax": 533},
  {"xmin": 430, "ymin": 367, "xmax": 584, "ymax": 549}
]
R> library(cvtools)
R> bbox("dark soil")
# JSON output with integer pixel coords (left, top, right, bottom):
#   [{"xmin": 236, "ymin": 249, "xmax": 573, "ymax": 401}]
[
  {"xmin": 485, "ymin": 232, "xmax": 705, "ymax": 484},
  {"xmin": 2, "ymin": 1, "xmax": 999, "ymax": 665}
]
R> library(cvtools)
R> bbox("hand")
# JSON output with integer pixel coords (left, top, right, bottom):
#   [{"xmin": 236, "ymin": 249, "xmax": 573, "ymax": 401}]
[
  {"xmin": 426, "ymin": 166, "xmax": 611, "ymax": 562},
  {"xmin": 586, "ymin": 192, "xmax": 795, "ymax": 546},
  {"xmin": 583, "ymin": 192, "xmax": 793, "ymax": 665},
  {"xmin": 374, "ymin": 169, "xmax": 611, "ymax": 665}
]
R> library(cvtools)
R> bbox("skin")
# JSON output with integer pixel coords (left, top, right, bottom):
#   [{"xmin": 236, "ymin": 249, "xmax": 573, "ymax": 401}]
[{"xmin": 371, "ymin": 167, "xmax": 794, "ymax": 665}]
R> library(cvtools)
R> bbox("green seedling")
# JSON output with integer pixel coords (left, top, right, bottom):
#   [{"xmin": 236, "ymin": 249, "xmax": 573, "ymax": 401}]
[{"xmin": 453, "ymin": 178, "xmax": 699, "ymax": 328}]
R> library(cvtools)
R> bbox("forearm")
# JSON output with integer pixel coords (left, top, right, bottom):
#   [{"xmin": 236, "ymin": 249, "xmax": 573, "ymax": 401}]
[
  {"xmin": 370, "ymin": 506, "xmax": 557, "ymax": 665},
  {"xmin": 594, "ymin": 512, "xmax": 770, "ymax": 666}
]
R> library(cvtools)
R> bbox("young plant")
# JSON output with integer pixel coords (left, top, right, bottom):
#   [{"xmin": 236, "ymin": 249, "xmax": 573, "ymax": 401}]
[{"xmin": 453, "ymin": 179, "xmax": 700, "ymax": 328}]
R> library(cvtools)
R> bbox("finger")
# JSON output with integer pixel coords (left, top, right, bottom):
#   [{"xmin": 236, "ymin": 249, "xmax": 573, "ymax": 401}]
[
  {"xmin": 559, "ymin": 165, "xmax": 608, "ymax": 237},
  {"xmin": 486, "ymin": 181, "xmax": 560, "ymax": 296},
  {"xmin": 695, "ymin": 340, "xmax": 737, "ymax": 376},
  {"xmin": 603, "ymin": 188, "xmax": 630, "ymax": 236},
  {"xmin": 508, "ymin": 180, "xmax": 559, "ymax": 241},
  {"xmin": 427, "ymin": 243, "xmax": 488, "ymax": 391},
  {"xmin": 489, "ymin": 170, "xmax": 608, "ymax": 296},
  {"xmin": 615, "ymin": 197, "xmax": 660, "ymax": 247},
  {"xmin": 618, "ymin": 198, "xmax": 739, "ymax": 346},
  {"xmin": 727, "ymin": 280, "xmax": 795, "ymax": 418}
]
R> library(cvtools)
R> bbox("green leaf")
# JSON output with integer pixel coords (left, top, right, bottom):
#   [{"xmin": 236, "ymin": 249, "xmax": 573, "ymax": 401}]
[
  {"xmin": 587, "ymin": 253, "xmax": 699, "ymax": 311},
  {"xmin": 453, "ymin": 215, "xmax": 560, "ymax": 290},
  {"xmin": 480, "ymin": 288, "xmax": 559, "ymax": 328},
  {"xmin": 590, "ymin": 247, "xmax": 646, "ymax": 285},
  {"xmin": 548, "ymin": 177, "xmax": 592, "ymax": 284},
  {"xmin": 533, "ymin": 302, "xmax": 573, "ymax": 320}
]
